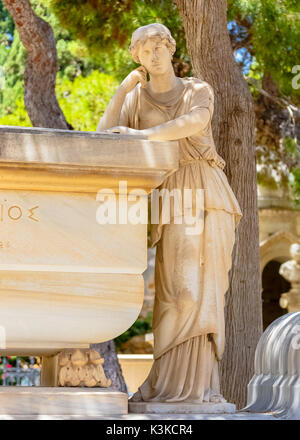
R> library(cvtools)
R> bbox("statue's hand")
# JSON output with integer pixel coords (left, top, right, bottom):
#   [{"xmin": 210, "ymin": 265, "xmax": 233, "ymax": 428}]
[
  {"xmin": 120, "ymin": 66, "xmax": 148, "ymax": 93},
  {"xmin": 106, "ymin": 126, "xmax": 145, "ymax": 136}
]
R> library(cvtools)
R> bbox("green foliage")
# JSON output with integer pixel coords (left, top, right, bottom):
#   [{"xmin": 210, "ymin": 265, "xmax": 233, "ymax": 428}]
[
  {"xmin": 0, "ymin": 1, "xmax": 14, "ymax": 45},
  {"xmin": 56, "ymin": 70, "xmax": 119, "ymax": 131},
  {"xmin": 47, "ymin": 0, "xmax": 135, "ymax": 50},
  {"xmin": 257, "ymin": 169, "xmax": 278, "ymax": 191},
  {"xmin": 283, "ymin": 136, "xmax": 300, "ymax": 160},
  {"xmin": 0, "ymin": 30, "xmax": 26, "ymax": 116},
  {"xmin": 114, "ymin": 312, "xmax": 153, "ymax": 351},
  {"xmin": 0, "ymin": 97, "xmax": 31, "ymax": 127},
  {"xmin": 32, "ymin": 1, "xmax": 96, "ymax": 81},
  {"xmin": 227, "ymin": 0, "xmax": 300, "ymax": 202},
  {"xmin": 228, "ymin": 0, "xmax": 300, "ymax": 99},
  {"xmin": 290, "ymin": 167, "xmax": 300, "ymax": 206},
  {"xmin": 0, "ymin": 3, "xmax": 25, "ymax": 115},
  {"xmin": 0, "ymin": 69, "xmax": 118, "ymax": 130},
  {"xmin": 47, "ymin": 0, "xmax": 187, "ymax": 79},
  {"xmin": 0, "ymin": 0, "xmax": 97, "ymax": 118}
]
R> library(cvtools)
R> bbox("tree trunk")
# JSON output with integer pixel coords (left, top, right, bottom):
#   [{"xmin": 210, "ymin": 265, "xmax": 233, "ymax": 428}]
[
  {"xmin": 3, "ymin": 0, "xmax": 69, "ymax": 128},
  {"xmin": 3, "ymin": 0, "xmax": 127, "ymax": 393},
  {"xmin": 174, "ymin": 0, "xmax": 262, "ymax": 408},
  {"xmin": 91, "ymin": 342, "xmax": 127, "ymax": 393}
]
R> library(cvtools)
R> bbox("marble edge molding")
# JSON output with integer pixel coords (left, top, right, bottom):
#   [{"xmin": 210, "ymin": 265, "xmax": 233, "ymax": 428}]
[
  {"xmin": 0, "ymin": 126, "xmax": 179, "ymax": 192},
  {"xmin": 0, "ymin": 125, "xmax": 146, "ymax": 139},
  {"xmin": 0, "ymin": 125, "xmax": 178, "ymax": 169}
]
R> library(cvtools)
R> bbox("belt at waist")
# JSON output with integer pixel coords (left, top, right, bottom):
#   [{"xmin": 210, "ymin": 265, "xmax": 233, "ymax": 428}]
[
  {"xmin": 179, "ymin": 157, "xmax": 202, "ymax": 166},
  {"xmin": 179, "ymin": 156, "xmax": 225, "ymax": 170},
  {"xmin": 179, "ymin": 157, "xmax": 218, "ymax": 168}
]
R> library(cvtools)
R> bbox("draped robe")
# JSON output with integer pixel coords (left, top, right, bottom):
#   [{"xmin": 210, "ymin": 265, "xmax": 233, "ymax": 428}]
[{"xmin": 120, "ymin": 77, "xmax": 243, "ymax": 402}]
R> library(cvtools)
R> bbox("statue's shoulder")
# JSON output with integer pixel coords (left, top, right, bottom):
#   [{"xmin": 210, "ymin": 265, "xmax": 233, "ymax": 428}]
[
  {"xmin": 123, "ymin": 83, "xmax": 141, "ymax": 108},
  {"xmin": 183, "ymin": 77, "xmax": 214, "ymax": 94}
]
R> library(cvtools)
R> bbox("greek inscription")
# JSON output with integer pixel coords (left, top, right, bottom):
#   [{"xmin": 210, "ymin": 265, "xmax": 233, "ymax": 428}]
[
  {"xmin": 28, "ymin": 205, "xmax": 39, "ymax": 222},
  {"xmin": 0, "ymin": 203, "xmax": 39, "ymax": 223},
  {"xmin": 8, "ymin": 205, "xmax": 22, "ymax": 220}
]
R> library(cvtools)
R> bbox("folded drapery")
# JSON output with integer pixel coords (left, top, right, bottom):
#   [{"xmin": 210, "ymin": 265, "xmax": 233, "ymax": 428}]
[{"xmin": 122, "ymin": 76, "xmax": 242, "ymax": 403}]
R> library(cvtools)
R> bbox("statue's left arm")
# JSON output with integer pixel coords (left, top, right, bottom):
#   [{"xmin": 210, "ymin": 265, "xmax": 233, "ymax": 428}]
[
  {"xmin": 108, "ymin": 82, "xmax": 214, "ymax": 141},
  {"xmin": 142, "ymin": 106, "xmax": 210, "ymax": 141}
]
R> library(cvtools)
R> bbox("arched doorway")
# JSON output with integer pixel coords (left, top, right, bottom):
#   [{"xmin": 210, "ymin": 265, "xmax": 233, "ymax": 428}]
[
  {"xmin": 261, "ymin": 259, "xmax": 291, "ymax": 330},
  {"xmin": 260, "ymin": 231, "xmax": 299, "ymax": 329}
]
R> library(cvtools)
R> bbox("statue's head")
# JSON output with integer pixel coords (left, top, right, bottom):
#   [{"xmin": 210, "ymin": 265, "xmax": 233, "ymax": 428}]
[
  {"xmin": 290, "ymin": 243, "xmax": 300, "ymax": 263},
  {"xmin": 129, "ymin": 23, "xmax": 176, "ymax": 74}
]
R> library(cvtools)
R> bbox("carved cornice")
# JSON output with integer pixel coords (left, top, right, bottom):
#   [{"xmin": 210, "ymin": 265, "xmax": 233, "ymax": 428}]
[{"xmin": 0, "ymin": 127, "xmax": 179, "ymax": 193}]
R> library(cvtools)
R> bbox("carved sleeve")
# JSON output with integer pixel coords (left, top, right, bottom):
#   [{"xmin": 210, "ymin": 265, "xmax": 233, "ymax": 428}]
[{"xmin": 189, "ymin": 82, "xmax": 214, "ymax": 125}]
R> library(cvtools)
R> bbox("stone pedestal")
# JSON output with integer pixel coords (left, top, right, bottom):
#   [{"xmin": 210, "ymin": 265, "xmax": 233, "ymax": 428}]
[
  {"xmin": 0, "ymin": 387, "xmax": 127, "ymax": 416},
  {"xmin": 129, "ymin": 401, "xmax": 236, "ymax": 414},
  {"xmin": 0, "ymin": 126, "xmax": 178, "ymax": 415}
]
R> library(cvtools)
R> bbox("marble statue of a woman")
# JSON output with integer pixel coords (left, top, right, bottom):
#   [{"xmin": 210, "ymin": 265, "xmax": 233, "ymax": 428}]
[{"xmin": 97, "ymin": 23, "xmax": 243, "ymax": 404}]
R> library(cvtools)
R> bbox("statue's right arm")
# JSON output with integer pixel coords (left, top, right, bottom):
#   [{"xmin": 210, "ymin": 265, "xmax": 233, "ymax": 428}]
[
  {"xmin": 96, "ymin": 67, "xmax": 147, "ymax": 132},
  {"xmin": 96, "ymin": 86, "xmax": 128, "ymax": 131}
]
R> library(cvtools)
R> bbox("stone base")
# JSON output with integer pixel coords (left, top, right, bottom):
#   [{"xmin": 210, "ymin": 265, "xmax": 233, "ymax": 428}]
[
  {"xmin": 0, "ymin": 387, "xmax": 128, "ymax": 416},
  {"xmin": 129, "ymin": 401, "xmax": 236, "ymax": 414}
]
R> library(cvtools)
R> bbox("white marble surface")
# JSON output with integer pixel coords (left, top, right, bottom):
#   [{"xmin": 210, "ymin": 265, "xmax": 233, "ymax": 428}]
[
  {"xmin": 0, "ymin": 128, "xmax": 178, "ymax": 356},
  {"xmin": 129, "ymin": 401, "xmax": 236, "ymax": 414},
  {"xmin": 0, "ymin": 127, "xmax": 178, "ymax": 193},
  {"xmin": 245, "ymin": 312, "xmax": 300, "ymax": 420},
  {"xmin": 0, "ymin": 387, "xmax": 128, "ymax": 416},
  {"xmin": 0, "ymin": 272, "xmax": 143, "ymax": 355},
  {"xmin": 0, "ymin": 190, "xmax": 147, "ymax": 273},
  {"xmin": 0, "ymin": 412, "xmax": 279, "ymax": 420}
]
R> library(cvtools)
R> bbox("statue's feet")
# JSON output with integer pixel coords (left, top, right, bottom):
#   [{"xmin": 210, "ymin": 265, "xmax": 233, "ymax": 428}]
[
  {"xmin": 209, "ymin": 393, "xmax": 227, "ymax": 404},
  {"xmin": 129, "ymin": 389, "xmax": 143, "ymax": 402}
]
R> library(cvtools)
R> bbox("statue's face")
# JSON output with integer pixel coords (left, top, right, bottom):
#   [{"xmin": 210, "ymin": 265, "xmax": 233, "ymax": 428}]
[{"xmin": 138, "ymin": 37, "xmax": 172, "ymax": 75}]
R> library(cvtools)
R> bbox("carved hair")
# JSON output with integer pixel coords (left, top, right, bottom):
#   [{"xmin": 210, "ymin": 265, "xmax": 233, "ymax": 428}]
[{"xmin": 129, "ymin": 23, "xmax": 176, "ymax": 64}]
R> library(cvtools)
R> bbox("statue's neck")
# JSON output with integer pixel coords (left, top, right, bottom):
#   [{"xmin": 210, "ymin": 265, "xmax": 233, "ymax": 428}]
[{"xmin": 148, "ymin": 68, "xmax": 179, "ymax": 94}]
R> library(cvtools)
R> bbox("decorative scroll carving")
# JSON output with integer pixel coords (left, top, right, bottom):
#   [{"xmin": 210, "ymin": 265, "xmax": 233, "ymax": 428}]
[
  {"xmin": 58, "ymin": 349, "xmax": 111, "ymax": 388},
  {"xmin": 245, "ymin": 312, "xmax": 300, "ymax": 419}
]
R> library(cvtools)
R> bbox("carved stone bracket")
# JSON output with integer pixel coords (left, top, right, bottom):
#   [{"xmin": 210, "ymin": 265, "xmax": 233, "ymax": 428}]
[{"xmin": 58, "ymin": 349, "xmax": 112, "ymax": 388}]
